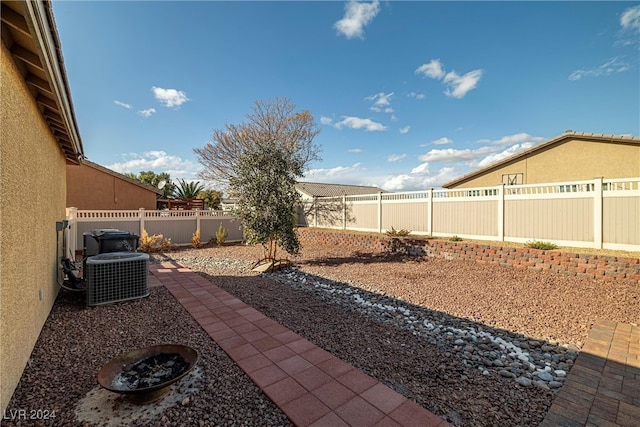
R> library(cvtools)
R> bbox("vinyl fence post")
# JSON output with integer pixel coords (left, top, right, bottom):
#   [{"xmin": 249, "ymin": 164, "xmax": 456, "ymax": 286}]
[
  {"xmin": 378, "ymin": 192, "xmax": 383, "ymax": 233},
  {"xmin": 497, "ymin": 184, "xmax": 504, "ymax": 241},
  {"xmin": 195, "ymin": 209, "xmax": 201, "ymax": 235},
  {"xmin": 313, "ymin": 197, "xmax": 318, "ymax": 227},
  {"xmin": 427, "ymin": 189, "xmax": 433, "ymax": 237},
  {"xmin": 342, "ymin": 195, "xmax": 347, "ymax": 230},
  {"xmin": 593, "ymin": 177, "xmax": 603, "ymax": 249},
  {"xmin": 139, "ymin": 208, "xmax": 145, "ymax": 237}
]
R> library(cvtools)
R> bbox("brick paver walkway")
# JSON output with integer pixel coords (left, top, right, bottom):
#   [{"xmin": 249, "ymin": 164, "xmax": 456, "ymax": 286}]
[
  {"xmin": 149, "ymin": 262, "xmax": 451, "ymax": 427},
  {"xmin": 540, "ymin": 320, "xmax": 640, "ymax": 427}
]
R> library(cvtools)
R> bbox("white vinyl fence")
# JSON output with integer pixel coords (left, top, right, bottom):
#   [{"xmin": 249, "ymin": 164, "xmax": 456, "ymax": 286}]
[
  {"xmin": 65, "ymin": 208, "xmax": 244, "ymax": 256},
  {"xmin": 302, "ymin": 177, "xmax": 640, "ymax": 252}
]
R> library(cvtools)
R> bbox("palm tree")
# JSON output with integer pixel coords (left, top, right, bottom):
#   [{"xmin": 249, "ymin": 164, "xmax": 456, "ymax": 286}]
[{"xmin": 175, "ymin": 179, "xmax": 205, "ymax": 199}]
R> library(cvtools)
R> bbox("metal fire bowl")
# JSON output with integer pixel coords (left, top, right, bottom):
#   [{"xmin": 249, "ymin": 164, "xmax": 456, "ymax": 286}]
[{"xmin": 97, "ymin": 344, "xmax": 198, "ymax": 404}]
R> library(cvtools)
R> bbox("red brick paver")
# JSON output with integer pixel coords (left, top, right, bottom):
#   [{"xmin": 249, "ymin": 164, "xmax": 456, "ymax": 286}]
[
  {"xmin": 540, "ymin": 320, "xmax": 640, "ymax": 427},
  {"xmin": 150, "ymin": 263, "xmax": 451, "ymax": 427}
]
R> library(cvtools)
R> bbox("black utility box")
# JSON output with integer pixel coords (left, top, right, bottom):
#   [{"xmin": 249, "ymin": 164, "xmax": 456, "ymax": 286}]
[{"xmin": 83, "ymin": 229, "xmax": 139, "ymax": 257}]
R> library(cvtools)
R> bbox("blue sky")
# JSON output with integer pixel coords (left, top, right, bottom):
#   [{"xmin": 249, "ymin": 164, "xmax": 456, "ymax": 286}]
[{"xmin": 52, "ymin": 1, "xmax": 639, "ymax": 192}]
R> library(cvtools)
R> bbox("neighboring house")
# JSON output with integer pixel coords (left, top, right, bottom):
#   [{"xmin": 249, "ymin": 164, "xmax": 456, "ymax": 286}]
[
  {"xmin": 443, "ymin": 131, "xmax": 640, "ymax": 189},
  {"xmin": 1, "ymin": 0, "xmax": 84, "ymax": 412},
  {"xmin": 67, "ymin": 160, "xmax": 162, "ymax": 210},
  {"xmin": 295, "ymin": 182, "xmax": 389, "ymax": 226}
]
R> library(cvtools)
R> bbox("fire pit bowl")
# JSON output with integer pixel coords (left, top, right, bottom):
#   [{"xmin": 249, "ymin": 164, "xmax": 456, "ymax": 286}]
[{"xmin": 97, "ymin": 344, "xmax": 198, "ymax": 404}]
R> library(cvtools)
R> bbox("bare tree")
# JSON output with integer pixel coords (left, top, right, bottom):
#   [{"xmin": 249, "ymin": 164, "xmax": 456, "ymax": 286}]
[{"xmin": 195, "ymin": 98, "xmax": 320, "ymax": 191}]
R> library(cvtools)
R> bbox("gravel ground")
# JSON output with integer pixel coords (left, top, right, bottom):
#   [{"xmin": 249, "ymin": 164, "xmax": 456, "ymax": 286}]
[
  {"xmin": 4, "ymin": 287, "xmax": 292, "ymax": 427},
  {"xmin": 5, "ymin": 239, "xmax": 639, "ymax": 426}
]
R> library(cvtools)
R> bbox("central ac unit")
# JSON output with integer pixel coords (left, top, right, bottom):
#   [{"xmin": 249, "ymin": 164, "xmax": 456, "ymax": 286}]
[{"xmin": 85, "ymin": 252, "xmax": 150, "ymax": 306}]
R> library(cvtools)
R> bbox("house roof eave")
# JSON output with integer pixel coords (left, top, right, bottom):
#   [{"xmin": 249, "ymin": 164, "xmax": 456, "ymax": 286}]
[{"xmin": 2, "ymin": 0, "xmax": 84, "ymax": 164}]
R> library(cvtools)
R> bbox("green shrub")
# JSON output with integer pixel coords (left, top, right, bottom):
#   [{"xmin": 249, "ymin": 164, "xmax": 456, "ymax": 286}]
[
  {"xmin": 449, "ymin": 235, "xmax": 463, "ymax": 242},
  {"xmin": 385, "ymin": 227, "xmax": 411, "ymax": 237},
  {"xmin": 525, "ymin": 240, "xmax": 558, "ymax": 250},
  {"xmin": 216, "ymin": 223, "xmax": 228, "ymax": 246}
]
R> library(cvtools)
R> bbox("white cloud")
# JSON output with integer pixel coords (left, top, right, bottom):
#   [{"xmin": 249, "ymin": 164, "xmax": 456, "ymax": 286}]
[
  {"xmin": 621, "ymin": 5, "xmax": 640, "ymax": 31},
  {"xmin": 114, "ymin": 100, "xmax": 132, "ymax": 109},
  {"xmin": 418, "ymin": 148, "xmax": 481, "ymax": 163},
  {"xmin": 334, "ymin": 116, "xmax": 387, "ymax": 132},
  {"xmin": 418, "ymin": 132, "xmax": 544, "ymax": 164},
  {"xmin": 303, "ymin": 131, "xmax": 546, "ymax": 192},
  {"xmin": 320, "ymin": 116, "xmax": 333, "ymax": 125},
  {"xmin": 348, "ymin": 148, "xmax": 362, "ymax": 153},
  {"xmin": 387, "ymin": 154, "xmax": 406, "ymax": 162},
  {"xmin": 334, "ymin": 0, "xmax": 380, "ymax": 39},
  {"xmin": 107, "ymin": 151, "xmax": 201, "ymax": 180},
  {"xmin": 486, "ymin": 132, "xmax": 545, "ymax": 146},
  {"xmin": 152, "ymin": 86, "xmax": 189, "ymax": 108},
  {"xmin": 303, "ymin": 163, "xmax": 366, "ymax": 183},
  {"xmin": 367, "ymin": 92, "xmax": 395, "ymax": 113},
  {"xmin": 407, "ymin": 92, "xmax": 425, "ymax": 100},
  {"xmin": 411, "ymin": 162, "xmax": 429, "ymax": 174},
  {"xmin": 477, "ymin": 143, "xmax": 535, "ymax": 168},
  {"xmin": 432, "ymin": 137, "xmax": 453, "ymax": 145},
  {"xmin": 382, "ymin": 166, "xmax": 457, "ymax": 191},
  {"xmin": 568, "ymin": 57, "xmax": 631, "ymax": 80},
  {"xmin": 366, "ymin": 91, "xmax": 393, "ymax": 106},
  {"xmin": 138, "ymin": 108, "xmax": 156, "ymax": 118},
  {"xmin": 415, "ymin": 59, "xmax": 445, "ymax": 79},
  {"xmin": 442, "ymin": 69, "xmax": 483, "ymax": 99},
  {"xmin": 399, "ymin": 126, "xmax": 410, "ymax": 134},
  {"xmin": 416, "ymin": 59, "xmax": 483, "ymax": 98}
]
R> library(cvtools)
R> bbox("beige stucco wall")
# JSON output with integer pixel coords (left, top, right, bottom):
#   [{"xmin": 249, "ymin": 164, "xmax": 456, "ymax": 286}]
[
  {"xmin": 1, "ymin": 44, "xmax": 67, "ymax": 411},
  {"xmin": 452, "ymin": 139, "xmax": 640, "ymax": 188},
  {"xmin": 67, "ymin": 164, "xmax": 158, "ymax": 210}
]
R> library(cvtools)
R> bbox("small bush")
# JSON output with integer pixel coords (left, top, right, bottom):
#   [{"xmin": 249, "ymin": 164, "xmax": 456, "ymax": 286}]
[
  {"xmin": 138, "ymin": 229, "xmax": 177, "ymax": 253},
  {"xmin": 159, "ymin": 237, "xmax": 177, "ymax": 252},
  {"xmin": 385, "ymin": 227, "xmax": 411, "ymax": 237},
  {"xmin": 216, "ymin": 223, "xmax": 228, "ymax": 246},
  {"xmin": 138, "ymin": 229, "xmax": 161, "ymax": 253},
  {"xmin": 449, "ymin": 235, "xmax": 463, "ymax": 242},
  {"xmin": 191, "ymin": 227, "xmax": 201, "ymax": 249},
  {"xmin": 525, "ymin": 240, "xmax": 558, "ymax": 250}
]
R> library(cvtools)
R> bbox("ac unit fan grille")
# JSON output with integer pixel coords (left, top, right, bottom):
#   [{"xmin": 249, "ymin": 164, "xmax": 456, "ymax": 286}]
[{"xmin": 86, "ymin": 252, "xmax": 149, "ymax": 306}]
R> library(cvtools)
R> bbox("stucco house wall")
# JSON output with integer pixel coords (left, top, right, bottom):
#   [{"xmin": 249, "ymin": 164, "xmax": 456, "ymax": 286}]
[
  {"xmin": 444, "ymin": 132, "xmax": 640, "ymax": 189},
  {"xmin": 0, "ymin": 43, "xmax": 68, "ymax": 411},
  {"xmin": 1, "ymin": 1, "xmax": 84, "ymax": 411},
  {"xmin": 67, "ymin": 162, "xmax": 160, "ymax": 210}
]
